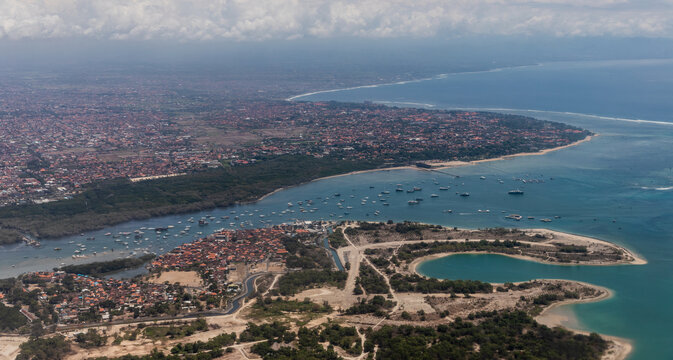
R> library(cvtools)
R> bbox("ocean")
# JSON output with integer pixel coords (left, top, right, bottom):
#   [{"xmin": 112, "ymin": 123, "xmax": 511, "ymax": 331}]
[{"xmin": 2, "ymin": 58, "xmax": 672, "ymax": 359}]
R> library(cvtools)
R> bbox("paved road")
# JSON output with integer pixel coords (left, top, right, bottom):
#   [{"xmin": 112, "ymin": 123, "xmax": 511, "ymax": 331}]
[{"xmin": 223, "ymin": 272, "xmax": 266, "ymax": 315}]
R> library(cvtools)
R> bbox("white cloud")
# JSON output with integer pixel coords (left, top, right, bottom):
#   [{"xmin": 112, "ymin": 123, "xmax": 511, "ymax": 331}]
[{"xmin": 0, "ymin": 0, "xmax": 671, "ymax": 40}]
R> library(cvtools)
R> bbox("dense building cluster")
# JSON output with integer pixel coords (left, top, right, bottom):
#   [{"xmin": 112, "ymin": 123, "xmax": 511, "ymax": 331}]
[
  {"xmin": 220, "ymin": 102, "xmax": 588, "ymax": 163},
  {"xmin": 0, "ymin": 94, "xmax": 220, "ymax": 205},
  {"xmin": 150, "ymin": 227, "xmax": 290, "ymax": 288},
  {"xmin": 0, "ymin": 225, "xmax": 321, "ymax": 325}
]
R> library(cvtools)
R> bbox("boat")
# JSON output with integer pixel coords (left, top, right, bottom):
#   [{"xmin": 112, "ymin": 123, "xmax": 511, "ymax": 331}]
[
  {"xmin": 396, "ymin": 188, "xmax": 404, "ymax": 192},
  {"xmin": 540, "ymin": 218, "xmax": 552, "ymax": 223},
  {"xmin": 506, "ymin": 214, "xmax": 523, "ymax": 221},
  {"xmin": 408, "ymin": 200, "xmax": 419, "ymax": 205},
  {"xmin": 198, "ymin": 219, "xmax": 208, "ymax": 225},
  {"xmin": 53, "ymin": 247, "xmax": 62, "ymax": 251},
  {"xmin": 460, "ymin": 193, "xmax": 470, "ymax": 197},
  {"xmin": 439, "ymin": 186, "xmax": 449, "ymax": 190},
  {"xmin": 431, "ymin": 194, "xmax": 439, "ymax": 198},
  {"xmin": 413, "ymin": 187, "xmax": 422, "ymax": 191},
  {"xmin": 480, "ymin": 176, "xmax": 486, "ymax": 180},
  {"xmin": 508, "ymin": 189, "xmax": 524, "ymax": 195},
  {"xmin": 288, "ymin": 202, "xmax": 294, "ymax": 207}
]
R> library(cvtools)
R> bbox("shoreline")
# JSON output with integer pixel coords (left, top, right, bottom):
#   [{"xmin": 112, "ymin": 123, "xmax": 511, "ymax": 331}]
[
  {"xmin": 304, "ymin": 134, "xmax": 595, "ymax": 183},
  {"xmin": 409, "ymin": 250, "xmax": 633, "ymax": 360},
  {"xmin": 407, "ymin": 226, "xmax": 646, "ymax": 276},
  {"xmin": 2, "ymin": 128, "xmax": 595, "ymax": 246},
  {"xmin": 534, "ymin": 284, "xmax": 633, "ymax": 360},
  {"xmin": 529, "ymin": 228, "xmax": 647, "ymax": 265},
  {"xmin": 404, "ymin": 233, "xmax": 637, "ymax": 359},
  {"xmin": 285, "ymin": 63, "xmax": 541, "ymax": 102}
]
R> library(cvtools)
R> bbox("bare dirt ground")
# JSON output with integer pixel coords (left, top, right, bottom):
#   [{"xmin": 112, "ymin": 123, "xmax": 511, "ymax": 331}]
[
  {"xmin": 226, "ymin": 263, "xmax": 248, "ymax": 283},
  {"xmin": 147, "ymin": 270, "xmax": 203, "ymax": 287},
  {"xmin": 0, "ymin": 336, "xmax": 28, "ymax": 360},
  {"xmin": 64, "ymin": 316, "xmax": 250, "ymax": 360}
]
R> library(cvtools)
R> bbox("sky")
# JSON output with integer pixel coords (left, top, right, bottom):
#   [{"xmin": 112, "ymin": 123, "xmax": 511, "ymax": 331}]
[{"xmin": 1, "ymin": 0, "xmax": 672, "ymax": 41}]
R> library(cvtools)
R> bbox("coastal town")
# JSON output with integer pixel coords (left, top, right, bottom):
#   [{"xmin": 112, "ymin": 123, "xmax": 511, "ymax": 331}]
[
  {"xmin": 0, "ymin": 81, "xmax": 590, "ymax": 207},
  {"xmin": 0, "ymin": 224, "xmax": 332, "ymax": 329},
  {"xmin": 0, "ymin": 220, "xmax": 641, "ymax": 360}
]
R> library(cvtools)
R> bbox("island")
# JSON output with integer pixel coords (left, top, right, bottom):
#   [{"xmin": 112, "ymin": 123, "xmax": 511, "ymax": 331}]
[{"xmin": 0, "ymin": 221, "xmax": 642, "ymax": 360}]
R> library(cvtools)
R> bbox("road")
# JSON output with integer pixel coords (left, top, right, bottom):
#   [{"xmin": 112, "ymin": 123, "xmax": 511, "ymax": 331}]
[{"xmin": 223, "ymin": 272, "xmax": 267, "ymax": 315}]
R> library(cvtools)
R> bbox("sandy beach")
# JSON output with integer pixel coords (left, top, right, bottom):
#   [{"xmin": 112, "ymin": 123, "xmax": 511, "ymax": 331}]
[
  {"xmin": 529, "ymin": 228, "xmax": 647, "ymax": 265},
  {"xmin": 535, "ymin": 284, "xmax": 633, "ymax": 360},
  {"xmin": 408, "ymin": 250, "xmax": 632, "ymax": 360},
  {"xmin": 401, "ymin": 227, "xmax": 636, "ymax": 360},
  {"xmin": 297, "ymin": 135, "xmax": 595, "ymax": 183},
  {"xmin": 407, "ymin": 228, "xmax": 646, "ymax": 276}
]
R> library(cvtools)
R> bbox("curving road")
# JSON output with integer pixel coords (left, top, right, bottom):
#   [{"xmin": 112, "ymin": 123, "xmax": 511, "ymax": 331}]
[{"xmin": 224, "ymin": 272, "xmax": 266, "ymax": 315}]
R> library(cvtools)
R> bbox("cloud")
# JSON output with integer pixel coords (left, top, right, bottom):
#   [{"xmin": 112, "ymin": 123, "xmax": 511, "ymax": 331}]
[{"xmin": 0, "ymin": 0, "xmax": 671, "ymax": 41}]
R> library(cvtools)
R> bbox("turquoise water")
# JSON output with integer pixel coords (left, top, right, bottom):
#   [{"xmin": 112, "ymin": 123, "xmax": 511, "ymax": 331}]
[
  {"xmin": 1, "ymin": 59, "xmax": 673, "ymax": 358},
  {"xmin": 416, "ymin": 253, "xmax": 627, "ymax": 285},
  {"xmin": 296, "ymin": 59, "xmax": 673, "ymax": 360}
]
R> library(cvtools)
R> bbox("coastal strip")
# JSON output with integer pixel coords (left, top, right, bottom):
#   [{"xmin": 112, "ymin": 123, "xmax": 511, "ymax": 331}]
[
  {"xmin": 404, "ymin": 239, "xmax": 635, "ymax": 360},
  {"xmin": 407, "ymin": 228, "xmax": 646, "ymax": 275},
  {"xmin": 304, "ymin": 134, "xmax": 594, "ymax": 183},
  {"xmin": 535, "ymin": 284, "xmax": 633, "ymax": 360}
]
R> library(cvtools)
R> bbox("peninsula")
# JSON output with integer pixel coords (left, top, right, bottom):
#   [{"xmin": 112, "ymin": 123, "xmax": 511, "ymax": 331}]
[
  {"xmin": 0, "ymin": 101, "xmax": 591, "ymax": 245},
  {"xmin": 0, "ymin": 221, "xmax": 640, "ymax": 360}
]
